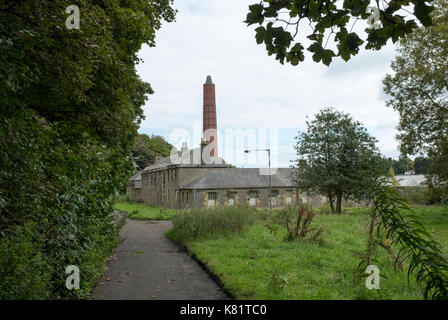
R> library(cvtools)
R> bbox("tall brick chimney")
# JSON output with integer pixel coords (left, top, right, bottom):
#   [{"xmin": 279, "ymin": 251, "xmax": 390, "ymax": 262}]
[{"xmin": 203, "ymin": 75, "xmax": 218, "ymax": 158}]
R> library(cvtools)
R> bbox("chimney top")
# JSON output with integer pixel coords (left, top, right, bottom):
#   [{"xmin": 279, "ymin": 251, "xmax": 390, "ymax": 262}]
[{"xmin": 205, "ymin": 75, "xmax": 213, "ymax": 85}]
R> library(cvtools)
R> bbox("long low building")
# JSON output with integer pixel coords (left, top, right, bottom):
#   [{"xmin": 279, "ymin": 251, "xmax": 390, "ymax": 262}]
[
  {"xmin": 126, "ymin": 151, "xmax": 325, "ymax": 209},
  {"xmin": 127, "ymin": 75, "xmax": 325, "ymax": 209}
]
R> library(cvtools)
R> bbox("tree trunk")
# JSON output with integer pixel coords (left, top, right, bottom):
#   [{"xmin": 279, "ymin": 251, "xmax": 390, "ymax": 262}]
[
  {"xmin": 336, "ymin": 192, "xmax": 342, "ymax": 214},
  {"xmin": 328, "ymin": 190, "xmax": 335, "ymax": 213}
]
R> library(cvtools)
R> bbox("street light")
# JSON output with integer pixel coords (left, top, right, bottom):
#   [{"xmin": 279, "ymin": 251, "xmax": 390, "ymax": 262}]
[{"xmin": 244, "ymin": 148, "xmax": 272, "ymax": 215}]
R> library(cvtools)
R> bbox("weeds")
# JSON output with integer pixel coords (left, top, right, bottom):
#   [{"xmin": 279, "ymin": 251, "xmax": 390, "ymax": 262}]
[
  {"xmin": 169, "ymin": 206, "xmax": 259, "ymax": 243},
  {"xmin": 283, "ymin": 207, "xmax": 324, "ymax": 242}
]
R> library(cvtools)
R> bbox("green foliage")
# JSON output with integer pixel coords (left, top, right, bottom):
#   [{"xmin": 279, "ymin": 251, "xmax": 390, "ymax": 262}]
[
  {"xmin": 284, "ymin": 207, "xmax": 325, "ymax": 242},
  {"xmin": 381, "ymin": 156, "xmax": 414, "ymax": 175},
  {"xmin": 168, "ymin": 206, "xmax": 259, "ymax": 243},
  {"xmin": 130, "ymin": 134, "xmax": 175, "ymax": 170},
  {"xmin": 0, "ymin": 108, "xmax": 129, "ymax": 299},
  {"xmin": 169, "ymin": 205, "xmax": 447, "ymax": 299},
  {"xmin": 389, "ymin": 167, "xmax": 399, "ymax": 187},
  {"xmin": 0, "ymin": 0, "xmax": 176, "ymax": 299},
  {"xmin": 114, "ymin": 202, "xmax": 177, "ymax": 220},
  {"xmin": 293, "ymin": 107, "xmax": 385, "ymax": 213},
  {"xmin": 245, "ymin": 0, "xmax": 434, "ymax": 67},
  {"xmin": 401, "ymin": 187, "xmax": 431, "ymax": 205},
  {"xmin": 359, "ymin": 185, "xmax": 448, "ymax": 299},
  {"xmin": 383, "ymin": 0, "xmax": 448, "ymax": 187},
  {"xmin": 0, "ymin": 222, "xmax": 53, "ymax": 299}
]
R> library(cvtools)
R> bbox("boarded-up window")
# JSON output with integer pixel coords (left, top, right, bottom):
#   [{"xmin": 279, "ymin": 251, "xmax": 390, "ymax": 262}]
[
  {"xmin": 249, "ymin": 191, "xmax": 257, "ymax": 206},
  {"xmin": 271, "ymin": 190, "xmax": 279, "ymax": 206},
  {"xmin": 228, "ymin": 192, "xmax": 236, "ymax": 206},
  {"xmin": 286, "ymin": 190, "xmax": 292, "ymax": 205},
  {"xmin": 301, "ymin": 191, "xmax": 308, "ymax": 204},
  {"xmin": 208, "ymin": 192, "xmax": 216, "ymax": 207}
]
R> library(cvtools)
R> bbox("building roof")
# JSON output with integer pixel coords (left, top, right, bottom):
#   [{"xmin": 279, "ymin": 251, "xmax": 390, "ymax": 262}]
[
  {"xmin": 395, "ymin": 174, "xmax": 427, "ymax": 187},
  {"xmin": 129, "ymin": 171, "xmax": 142, "ymax": 181},
  {"xmin": 128, "ymin": 171, "xmax": 142, "ymax": 188},
  {"xmin": 142, "ymin": 147, "xmax": 227, "ymax": 172},
  {"xmin": 180, "ymin": 168, "xmax": 296, "ymax": 189}
]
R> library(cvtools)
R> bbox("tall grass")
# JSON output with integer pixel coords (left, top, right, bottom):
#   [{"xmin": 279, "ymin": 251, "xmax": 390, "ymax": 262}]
[{"xmin": 169, "ymin": 206, "xmax": 260, "ymax": 243}]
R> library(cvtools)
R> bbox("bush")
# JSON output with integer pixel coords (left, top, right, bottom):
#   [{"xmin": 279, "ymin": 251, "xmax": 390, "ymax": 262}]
[
  {"xmin": 400, "ymin": 187, "xmax": 431, "ymax": 205},
  {"xmin": 169, "ymin": 206, "xmax": 259, "ymax": 243},
  {"xmin": 0, "ymin": 109, "xmax": 130, "ymax": 299},
  {"xmin": 0, "ymin": 222, "xmax": 53, "ymax": 299}
]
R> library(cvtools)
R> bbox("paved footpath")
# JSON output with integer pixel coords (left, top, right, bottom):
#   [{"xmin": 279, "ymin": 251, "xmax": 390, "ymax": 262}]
[{"xmin": 90, "ymin": 219, "xmax": 228, "ymax": 300}]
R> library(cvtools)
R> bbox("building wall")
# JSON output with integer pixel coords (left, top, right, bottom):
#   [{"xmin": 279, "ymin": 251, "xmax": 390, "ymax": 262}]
[
  {"xmin": 126, "ymin": 184, "xmax": 142, "ymax": 202},
  {"xmin": 177, "ymin": 188, "xmax": 326, "ymax": 209},
  {"xmin": 131, "ymin": 166, "xmax": 332, "ymax": 210}
]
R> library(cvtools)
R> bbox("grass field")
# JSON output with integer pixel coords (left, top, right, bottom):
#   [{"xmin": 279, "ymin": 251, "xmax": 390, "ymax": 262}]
[
  {"xmin": 166, "ymin": 205, "xmax": 448, "ymax": 300},
  {"xmin": 114, "ymin": 202, "xmax": 177, "ymax": 220}
]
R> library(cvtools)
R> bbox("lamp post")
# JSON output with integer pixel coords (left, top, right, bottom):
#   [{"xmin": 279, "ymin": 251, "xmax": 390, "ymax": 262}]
[{"xmin": 244, "ymin": 148, "xmax": 272, "ymax": 215}]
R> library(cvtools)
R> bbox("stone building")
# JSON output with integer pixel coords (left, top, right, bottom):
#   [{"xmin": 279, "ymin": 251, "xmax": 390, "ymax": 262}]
[{"xmin": 126, "ymin": 76, "xmax": 325, "ymax": 209}]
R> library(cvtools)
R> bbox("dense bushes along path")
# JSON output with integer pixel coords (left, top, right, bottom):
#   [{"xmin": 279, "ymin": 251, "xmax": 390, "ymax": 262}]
[{"xmin": 90, "ymin": 219, "xmax": 227, "ymax": 300}]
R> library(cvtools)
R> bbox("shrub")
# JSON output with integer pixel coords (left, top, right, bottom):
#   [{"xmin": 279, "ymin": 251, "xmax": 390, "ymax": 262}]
[
  {"xmin": 169, "ymin": 206, "xmax": 259, "ymax": 243},
  {"xmin": 400, "ymin": 187, "xmax": 431, "ymax": 205},
  {"xmin": 0, "ymin": 222, "xmax": 53, "ymax": 299},
  {"xmin": 283, "ymin": 207, "xmax": 324, "ymax": 242},
  {"xmin": 0, "ymin": 109, "xmax": 129, "ymax": 299}
]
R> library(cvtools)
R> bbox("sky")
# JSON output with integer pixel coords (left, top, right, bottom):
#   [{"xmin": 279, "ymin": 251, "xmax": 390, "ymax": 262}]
[{"xmin": 136, "ymin": 0, "xmax": 401, "ymax": 168}]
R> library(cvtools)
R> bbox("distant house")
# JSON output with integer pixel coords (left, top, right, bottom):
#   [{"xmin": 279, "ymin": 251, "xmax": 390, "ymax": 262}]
[
  {"xmin": 126, "ymin": 171, "xmax": 142, "ymax": 200},
  {"xmin": 394, "ymin": 174, "xmax": 427, "ymax": 189}
]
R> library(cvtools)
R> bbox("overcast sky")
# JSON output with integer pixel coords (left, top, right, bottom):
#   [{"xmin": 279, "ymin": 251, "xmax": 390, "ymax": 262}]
[{"xmin": 136, "ymin": 0, "xmax": 400, "ymax": 168}]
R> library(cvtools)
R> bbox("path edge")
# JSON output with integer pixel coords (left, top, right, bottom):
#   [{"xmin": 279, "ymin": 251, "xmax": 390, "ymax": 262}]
[{"xmin": 165, "ymin": 231, "xmax": 235, "ymax": 300}]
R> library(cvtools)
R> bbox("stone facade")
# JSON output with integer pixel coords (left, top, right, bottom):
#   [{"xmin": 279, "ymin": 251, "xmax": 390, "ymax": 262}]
[{"xmin": 126, "ymin": 155, "xmax": 327, "ymax": 209}]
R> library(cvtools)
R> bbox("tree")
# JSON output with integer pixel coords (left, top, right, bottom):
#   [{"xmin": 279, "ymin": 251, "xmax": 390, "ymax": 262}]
[
  {"xmin": 389, "ymin": 167, "xmax": 399, "ymax": 187},
  {"xmin": 293, "ymin": 108, "xmax": 384, "ymax": 213},
  {"xmin": 0, "ymin": 0, "xmax": 176, "ymax": 298},
  {"xmin": 131, "ymin": 134, "xmax": 174, "ymax": 170},
  {"xmin": 382, "ymin": 0, "xmax": 448, "ymax": 189},
  {"xmin": 414, "ymin": 156, "xmax": 433, "ymax": 174},
  {"xmin": 245, "ymin": 0, "xmax": 435, "ymax": 67},
  {"xmin": 0, "ymin": 0, "xmax": 176, "ymax": 155}
]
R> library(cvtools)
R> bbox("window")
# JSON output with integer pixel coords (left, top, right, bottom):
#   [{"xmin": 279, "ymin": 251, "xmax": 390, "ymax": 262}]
[
  {"xmin": 208, "ymin": 192, "xmax": 216, "ymax": 207},
  {"xmin": 270, "ymin": 190, "xmax": 278, "ymax": 206},
  {"xmin": 249, "ymin": 191, "xmax": 257, "ymax": 206},
  {"xmin": 228, "ymin": 191, "xmax": 236, "ymax": 206},
  {"xmin": 301, "ymin": 191, "xmax": 308, "ymax": 204},
  {"xmin": 286, "ymin": 190, "xmax": 293, "ymax": 205}
]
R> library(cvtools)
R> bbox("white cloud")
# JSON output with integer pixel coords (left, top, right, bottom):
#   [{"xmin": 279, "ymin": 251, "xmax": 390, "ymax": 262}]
[{"xmin": 136, "ymin": 0, "xmax": 402, "ymax": 165}]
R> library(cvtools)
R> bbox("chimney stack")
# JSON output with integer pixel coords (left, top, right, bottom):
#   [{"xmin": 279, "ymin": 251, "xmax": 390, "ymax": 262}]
[{"xmin": 203, "ymin": 75, "xmax": 218, "ymax": 158}]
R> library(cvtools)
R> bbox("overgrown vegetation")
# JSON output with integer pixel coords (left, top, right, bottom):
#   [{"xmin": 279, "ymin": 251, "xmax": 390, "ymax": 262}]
[
  {"xmin": 0, "ymin": 0, "xmax": 176, "ymax": 299},
  {"xmin": 167, "ymin": 205, "xmax": 448, "ymax": 299},
  {"xmin": 167, "ymin": 206, "xmax": 261, "ymax": 244},
  {"xmin": 284, "ymin": 207, "xmax": 324, "ymax": 242},
  {"xmin": 358, "ymin": 185, "xmax": 448, "ymax": 299},
  {"xmin": 383, "ymin": 0, "xmax": 448, "ymax": 203},
  {"xmin": 131, "ymin": 134, "xmax": 175, "ymax": 171}
]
